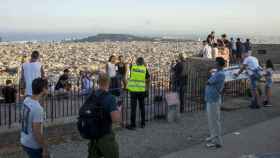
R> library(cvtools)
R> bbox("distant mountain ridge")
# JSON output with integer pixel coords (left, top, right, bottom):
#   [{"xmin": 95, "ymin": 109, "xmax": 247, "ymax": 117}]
[
  {"xmin": 75, "ymin": 33, "xmax": 155, "ymax": 42},
  {"xmin": 74, "ymin": 33, "xmax": 195, "ymax": 42}
]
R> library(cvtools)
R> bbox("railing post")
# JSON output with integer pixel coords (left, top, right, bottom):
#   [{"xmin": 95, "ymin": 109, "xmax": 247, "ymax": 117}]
[{"xmin": 8, "ymin": 104, "xmax": 12, "ymax": 128}]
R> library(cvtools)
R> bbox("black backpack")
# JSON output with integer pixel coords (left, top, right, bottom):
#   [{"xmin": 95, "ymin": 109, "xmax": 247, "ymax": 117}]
[{"xmin": 77, "ymin": 91, "xmax": 112, "ymax": 140}]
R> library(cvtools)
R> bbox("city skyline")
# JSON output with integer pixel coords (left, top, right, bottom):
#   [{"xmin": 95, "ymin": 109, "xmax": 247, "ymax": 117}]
[{"xmin": 0, "ymin": 0, "xmax": 279, "ymax": 36}]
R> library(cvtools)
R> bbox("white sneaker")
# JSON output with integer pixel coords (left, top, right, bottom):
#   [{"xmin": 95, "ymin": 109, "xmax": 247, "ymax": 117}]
[
  {"xmin": 264, "ymin": 104, "xmax": 273, "ymax": 107},
  {"xmin": 205, "ymin": 137, "xmax": 213, "ymax": 142},
  {"xmin": 206, "ymin": 143, "xmax": 222, "ymax": 149}
]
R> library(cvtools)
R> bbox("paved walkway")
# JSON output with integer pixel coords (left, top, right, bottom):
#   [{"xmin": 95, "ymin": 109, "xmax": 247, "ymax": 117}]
[{"xmin": 161, "ymin": 117, "xmax": 280, "ymax": 158}]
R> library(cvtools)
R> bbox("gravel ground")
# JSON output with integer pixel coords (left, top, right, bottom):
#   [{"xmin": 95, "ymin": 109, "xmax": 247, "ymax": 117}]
[{"xmin": 1, "ymin": 86, "xmax": 280, "ymax": 158}]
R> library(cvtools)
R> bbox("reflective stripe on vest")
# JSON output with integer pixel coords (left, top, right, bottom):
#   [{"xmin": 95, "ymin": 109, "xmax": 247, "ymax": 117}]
[{"xmin": 127, "ymin": 65, "xmax": 147, "ymax": 92}]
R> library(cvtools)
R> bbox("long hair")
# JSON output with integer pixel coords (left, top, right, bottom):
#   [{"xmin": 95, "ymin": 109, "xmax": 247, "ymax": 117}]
[
  {"xmin": 266, "ymin": 59, "xmax": 274, "ymax": 70},
  {"xmin": 108, "ymin": 55, "xmax": 116, "ymax": 62}
]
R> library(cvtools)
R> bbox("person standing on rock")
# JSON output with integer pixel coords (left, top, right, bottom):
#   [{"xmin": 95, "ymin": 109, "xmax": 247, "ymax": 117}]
[
  {"xmin": 21, "ymin": 51, "xmax": 45, "ymax": 97},
  {"xmin": 205, "ymin": 57, "xmax": 226, "ymax": 149}
]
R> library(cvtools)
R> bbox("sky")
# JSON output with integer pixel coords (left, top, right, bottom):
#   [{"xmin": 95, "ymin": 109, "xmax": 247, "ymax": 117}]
[{"xmin": 0, "ymin": 0, "xmax": 279, "ymax": 36}]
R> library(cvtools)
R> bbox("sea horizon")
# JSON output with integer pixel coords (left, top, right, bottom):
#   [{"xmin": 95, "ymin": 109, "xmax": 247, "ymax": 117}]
[{"xmin": 1, "ymin": 32, "xmax": 280, "ymax": 44}]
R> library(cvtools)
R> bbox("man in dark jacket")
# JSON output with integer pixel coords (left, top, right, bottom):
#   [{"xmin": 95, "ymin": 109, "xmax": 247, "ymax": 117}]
[{"xmin": 172, "ymin": 53, "xmax": 187, "ymax": 112}]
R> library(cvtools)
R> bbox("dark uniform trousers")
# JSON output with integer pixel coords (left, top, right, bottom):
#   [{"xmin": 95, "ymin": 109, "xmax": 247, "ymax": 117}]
[{"xmin": 130, "ymin": 92, "xmax": 146, "ymax": 126}]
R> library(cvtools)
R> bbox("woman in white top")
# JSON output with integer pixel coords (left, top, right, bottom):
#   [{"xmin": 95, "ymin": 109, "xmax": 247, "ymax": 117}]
[
  {"xmin": 106, "ymin": 55, "xmax": 120, "ymax": 96},
  {"xmin": 106, "ymin": 55, "xmax": 117, "ymax": 78}
]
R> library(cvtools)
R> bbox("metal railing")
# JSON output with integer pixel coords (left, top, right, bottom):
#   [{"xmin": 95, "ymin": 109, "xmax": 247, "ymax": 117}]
[{"xmin": 0, "ymin": 70, "xmax": 249, "ymax": 129}]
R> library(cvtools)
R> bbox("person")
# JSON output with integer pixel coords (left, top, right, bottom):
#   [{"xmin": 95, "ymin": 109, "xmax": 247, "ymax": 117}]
[
  {"xmin": 81, "ymin": 71, "xmax": 94, "ymax": 96},
  {"xmin": 106, "ymin": 55, "xmax": 120, "ymax": 96},
  {"xmin": 221, "ymin": 34, "xmax": 230, "ymax": 49},
  {"xmin": 20, "ymin": 78, "xmax": 49, "ymax": 158},
  {"xmin": 244, "ymin": 38, "xmax": 252, "ymax": 55},
  {"xmin": 216, "ymin": 39, "xmax": 230, "ymax": 67},
  {"xmin": 127, "ymin": 57, "xmax": 150, "ymax": 130},
  {"xmin": 212, "ymin": 43, "xmax": 219, "ymax": 59},
  {"xmin": 116, "ymin": 55, "xmax": 128, "ymax": 89},
  {"xmin": 229, "ymin": 38, "xmax": 237, "ymax": 62},
  {"xmin": 205, "ymin": 57, "xmax": 226, "ymax": 149},
  {"xmin": 21, "ymin": 51, "xmax": 45, "ymax": 96},
  {"xmin": 235, "ymin": 38, "xmax": 243, "ymax": 62},
  {"xmin": 1, "ymin": 79, "xmax": 17, "ymax": 103},
  {"xmin": 200, "ymin": 41, "xmax": 212, "ymax": 59},
  {"xmin": 87, "ymin": 73, "xmax": 121, "ymax": 158},
  {"xmin": 55, "ymin": 69, "xmax": 71, "ymax": 91},
  {"xmin": 207, "ymin": 31, "xmax": 215, "ymax": 46},
  {"xmin": 172, "ymin": 53, "xmax": 187, "ymax": 112},
  {"xmin": 235, "ymin": 46, "xmax": 262, "ymax": 109},
  {"xmin": 263, "ymin": 59, "xmax": 274, "ymax": 107}
]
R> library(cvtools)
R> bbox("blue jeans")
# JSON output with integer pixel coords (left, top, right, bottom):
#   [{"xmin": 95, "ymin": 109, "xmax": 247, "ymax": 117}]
[
  {"xmin": 206, "ymin": 99, "xmax": 222, "ymax": 145},
  {"xmin": 22, "ymin": 145, "xmax": 43, "ymax": 158}
]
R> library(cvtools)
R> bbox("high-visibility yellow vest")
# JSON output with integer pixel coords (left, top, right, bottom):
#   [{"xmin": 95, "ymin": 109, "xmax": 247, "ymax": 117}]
[{"xmin": 127, "ymin": 65, "xmax": 147, "ymax": 92}]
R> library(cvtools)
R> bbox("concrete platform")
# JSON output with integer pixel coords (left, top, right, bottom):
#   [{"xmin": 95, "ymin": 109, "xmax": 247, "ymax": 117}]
[{"xmin": 161, "ymin": 117, "xmax": 280, "ymax": 158}]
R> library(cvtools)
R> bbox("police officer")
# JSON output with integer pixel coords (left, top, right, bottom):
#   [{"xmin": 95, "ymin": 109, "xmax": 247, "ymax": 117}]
[{"xmin": 127, "ymin": 57, "xmax": 150, "ymax": 130}]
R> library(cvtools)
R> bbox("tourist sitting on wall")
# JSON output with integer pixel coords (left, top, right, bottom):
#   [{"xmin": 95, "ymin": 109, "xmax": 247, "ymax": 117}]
[
  {"xmin": 55, "ymin": 69, "xmax": 72, "ymax": 92},
  {"xmin": 1, "ymin": 79, "xmax": 17, "ymax": 104},
  {"xmin": 216, "ymin": 39, "xmax": 230, "ymax": 67},
  {"xmin": 200, "ymin": 41, "xmax": 212, "ymax": 59}
]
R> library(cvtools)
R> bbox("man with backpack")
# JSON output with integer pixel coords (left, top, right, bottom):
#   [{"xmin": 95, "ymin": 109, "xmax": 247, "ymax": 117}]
[{"xmin": 78, "ymin": 73, "xmax": 121, "ymax": 158}]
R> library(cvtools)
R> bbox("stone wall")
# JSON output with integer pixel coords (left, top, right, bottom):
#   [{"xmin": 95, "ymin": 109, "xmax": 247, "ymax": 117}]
[
  {"xmin": 185, "ymin": 57, "xmax": 216, "ymax": 79},
  {"xmin": 252, "ymin": 44, "xmax": 280, "ymax": 65}
]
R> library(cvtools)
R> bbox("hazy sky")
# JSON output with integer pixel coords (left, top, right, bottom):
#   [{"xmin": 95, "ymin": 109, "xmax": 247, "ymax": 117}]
[{"xmin": 0, "ymin": 0, "xmax": 279, "ymax": 36}]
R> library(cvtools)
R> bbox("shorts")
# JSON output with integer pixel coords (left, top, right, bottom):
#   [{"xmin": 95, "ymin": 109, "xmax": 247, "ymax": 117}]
[
  {"xmin": 266, "ymin": 79, "xmax": 273, "ymax": 88},
  {"xmin": 249, "ymin": 75, "xmax": 258, "ymax": 90}
]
